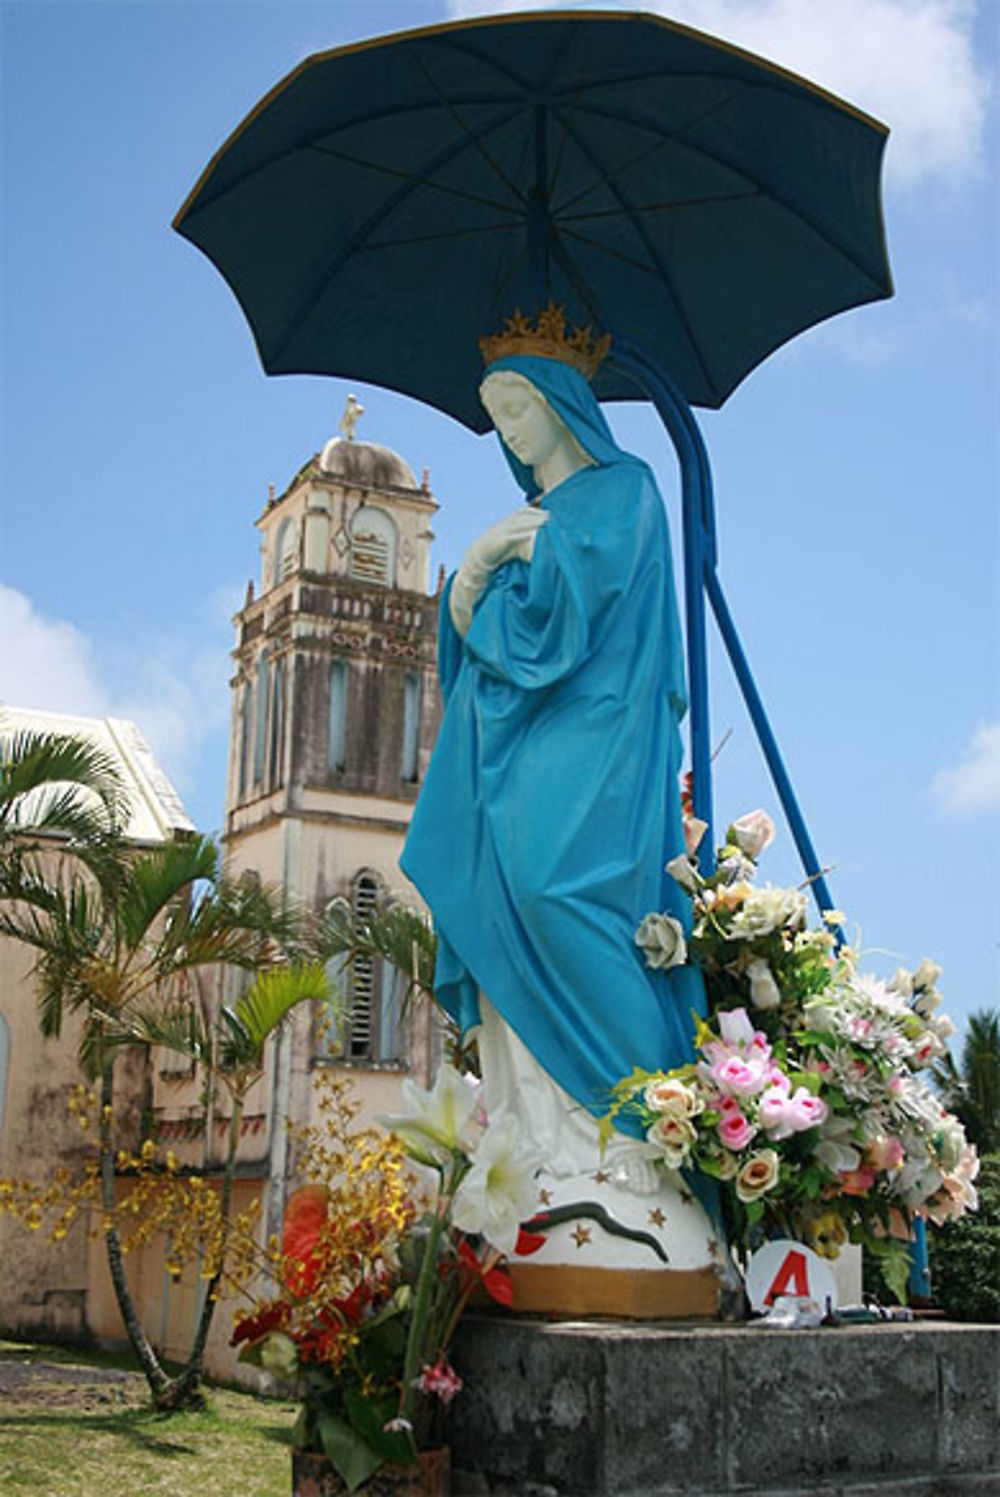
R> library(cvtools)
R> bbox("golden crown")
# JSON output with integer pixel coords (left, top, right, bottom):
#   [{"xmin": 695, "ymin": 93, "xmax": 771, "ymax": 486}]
[{"xmin": 480, "ymin": 303, "xmax": 612, "ymax": 381}]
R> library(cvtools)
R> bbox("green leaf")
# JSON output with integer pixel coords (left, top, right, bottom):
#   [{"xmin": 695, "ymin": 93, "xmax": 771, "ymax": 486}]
[
  {"xmin": 877, "ymin": 1241, "xmax": 912, "ymax": 1306},
  {"xmin": 343, "ymin": 1385, "xmax": 415, "ymax": 1466},
  {"xmin": 316, "ymin": 1409, "xmax": 381, "ymax": 1492},
  {"xmin": 233, "ymin": 962, "xmax": 331, "ymax": 1049}
]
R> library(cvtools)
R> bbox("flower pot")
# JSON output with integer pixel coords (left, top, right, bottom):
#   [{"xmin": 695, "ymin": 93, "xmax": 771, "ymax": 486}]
[{"xmin": 292, "ymin": 1447, "xmax": 450, "ymax": 1497}]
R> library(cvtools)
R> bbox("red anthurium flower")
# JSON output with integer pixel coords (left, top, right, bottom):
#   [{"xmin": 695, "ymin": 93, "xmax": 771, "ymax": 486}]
[
  {"xmin": 283, "ymin": 1184, "xmax": 330, "ymax": 1296},
  {"xmin": 457, "ymin": 1238, "xmax": 514, "ymax": 1306},
  {"xmin": 514, "ymin": 1228, "xmax": 547, "ymax": 1257},
  {"xmin": 230, "ymin": 1301, "xmax": 289, "ymax": 1347}
]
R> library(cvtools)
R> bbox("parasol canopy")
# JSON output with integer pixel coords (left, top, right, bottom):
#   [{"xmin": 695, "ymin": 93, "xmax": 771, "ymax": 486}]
[{"xmin": 173, "ymin": 8, "xmax": 892, "ymax": 429}]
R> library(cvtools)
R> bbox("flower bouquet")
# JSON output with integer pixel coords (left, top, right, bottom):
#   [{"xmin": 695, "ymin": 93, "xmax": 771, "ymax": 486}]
[
  {"xmin": 232, "ymin": 1068, "xmax": 539, "ymax": 1494},
  {"xmin": 610, "ymin": 808, "xmax": 979, "ymax": 1302}
]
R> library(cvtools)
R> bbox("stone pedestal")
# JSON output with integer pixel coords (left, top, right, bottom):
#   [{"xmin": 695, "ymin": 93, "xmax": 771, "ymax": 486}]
[{"xmin": 448, "ymin": 1316, "xmax": 999, "ymax": 1495}]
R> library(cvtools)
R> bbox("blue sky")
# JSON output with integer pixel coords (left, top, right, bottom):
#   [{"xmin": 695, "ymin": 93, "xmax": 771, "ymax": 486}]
[{"xmin": 1, "ymin": 0, "xmax": 997, "ymax": 1037}]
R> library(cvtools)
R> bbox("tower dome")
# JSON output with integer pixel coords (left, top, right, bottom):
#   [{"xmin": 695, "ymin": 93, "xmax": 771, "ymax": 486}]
[{"xmin": 319, "ymin": 436, "xmax": 418, "ymax": 491}]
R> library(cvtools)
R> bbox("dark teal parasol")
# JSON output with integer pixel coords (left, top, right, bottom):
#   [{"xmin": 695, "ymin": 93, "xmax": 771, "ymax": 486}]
[{"xmin": 174, "ymin": 9, "xmax": 893, "ymax": 903}]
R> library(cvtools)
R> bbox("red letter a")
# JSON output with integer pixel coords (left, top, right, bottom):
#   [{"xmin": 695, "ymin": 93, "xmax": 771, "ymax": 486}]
[{"xmin": 765, "ymin": 1249, "xmax": 810, "ymax": 1305}]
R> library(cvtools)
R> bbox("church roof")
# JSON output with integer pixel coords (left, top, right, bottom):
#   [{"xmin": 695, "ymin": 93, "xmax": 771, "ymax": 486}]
[{"xmin": 1, "ymin": 706, "xmax": 195, "ymax": 844}]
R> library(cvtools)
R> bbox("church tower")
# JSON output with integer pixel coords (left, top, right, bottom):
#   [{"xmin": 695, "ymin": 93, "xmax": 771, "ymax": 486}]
[{"xmin": 224, "ymin": 398, "xmax": 441, "ymax": 1079}]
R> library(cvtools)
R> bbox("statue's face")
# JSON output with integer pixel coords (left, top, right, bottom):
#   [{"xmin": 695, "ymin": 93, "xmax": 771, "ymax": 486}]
[{"xmin": 481, "ymin": 373, "xmax": 566, "ymax": 470}]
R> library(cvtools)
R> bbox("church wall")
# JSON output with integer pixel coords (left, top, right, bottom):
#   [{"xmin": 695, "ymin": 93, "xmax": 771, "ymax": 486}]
[{"xmin": 0, "ymin": 912, "xmax": 150, "ymax": 1344}]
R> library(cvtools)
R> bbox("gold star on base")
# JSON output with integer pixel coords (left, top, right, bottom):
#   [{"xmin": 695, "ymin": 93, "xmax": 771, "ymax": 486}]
[
  {"xmin": 679, "ymin": 1190, "xmax": 694, "ymax": 1206},
  {"xmin": 592, "ymin": 1169, "xmax": 611, "ymax": 1185},
  {"xmin": 570, "ymin": 1224, "xmax": 592, "ymax": 1249},
  {"xmin": 648, "ymin": 1207, "xmax": 666, "ymax": 1228},
  {"xmin": 538, "ymin": 1188, "xmax": 552, "ymax": 1206}
]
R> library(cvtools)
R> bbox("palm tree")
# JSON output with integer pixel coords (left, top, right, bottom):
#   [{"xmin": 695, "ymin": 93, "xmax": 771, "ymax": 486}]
[
  {"xmin": 2, "ymin": 827, "xmax": 323, "ymax": 1409},
  {"xmin": 320, "ymin": 896, "xmax": 474, "ymax": 1070},
  {"xmin": 0, "ymin": 721, "xmax": 128, "ymax": 896},
  {"xmin": 933, "ymin": 1008, "xmax": 1000, "ymax": 1155},
  {"xmin": 122, "ymin": 960, "xmax": 334, "ymax": 1408}
]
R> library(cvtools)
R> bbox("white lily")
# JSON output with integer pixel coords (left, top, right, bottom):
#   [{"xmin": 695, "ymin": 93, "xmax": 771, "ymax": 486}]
[
  {"xmin": 381, "ymin": 1062, "xmax": 478, "ymax": 1165},
  {"xmin": 451, "ymin": 1112, "xmax": 540, "ymax": 1256}
]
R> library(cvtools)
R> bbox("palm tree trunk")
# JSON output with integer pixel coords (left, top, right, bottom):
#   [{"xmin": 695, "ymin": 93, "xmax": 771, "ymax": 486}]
[
  {"xmin": 155, "ymin": 1094, "xmax": 245, "ymax": 1411},
  {"xmin": 98, "ymin": 1062, "xmax": 172, "ymax": 1400}
]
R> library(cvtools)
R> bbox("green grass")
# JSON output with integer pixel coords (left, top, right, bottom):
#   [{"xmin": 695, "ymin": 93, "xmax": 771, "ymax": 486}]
[{"xmin": 0, "ymin": 1340, "xmax": 297, "ymax": 1496}]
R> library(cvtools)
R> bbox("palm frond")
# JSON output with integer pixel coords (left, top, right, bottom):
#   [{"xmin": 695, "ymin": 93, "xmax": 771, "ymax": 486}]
[
  {"xmin": 321, "ymin": 898, "xmax": 436, "ymax": 1007},
  {"xmin": 0, "ymin": 726, "xmax": 129, "ymax": 837},
  {"xmin": 233, "ymin": 961, "xmax": 332, "ymax": 1047},
  {"xmin": 123, "ymin": 1000, "xmax": 211, "ymax": 1067},
  {"xmin": 118, "ymin": 835, "xmax": 220, "ymax": 950}
]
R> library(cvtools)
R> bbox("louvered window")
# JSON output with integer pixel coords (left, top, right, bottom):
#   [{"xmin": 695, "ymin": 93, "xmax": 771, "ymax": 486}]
[
  {"xmin": 349, "ymin": 507, "xmax": 396, "ymax": 587},
  {"xmin": 348, "ymin": 875, "xmax": 380, "ymax": 1060},
  {"xmin": 274, "ymin": 519, "xmax": 296, "ymax": 581}
]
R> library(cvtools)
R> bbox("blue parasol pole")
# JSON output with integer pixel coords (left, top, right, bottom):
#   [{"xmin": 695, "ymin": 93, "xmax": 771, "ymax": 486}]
[{"xmin": 611, "ymin": 337, "xmax": 840, "ymax": 920}]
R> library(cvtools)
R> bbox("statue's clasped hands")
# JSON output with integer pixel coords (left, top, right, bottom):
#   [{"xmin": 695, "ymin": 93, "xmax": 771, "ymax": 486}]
[{"xmin": 450, "ymin": 506, "xmax": 550, "ymax": 636}]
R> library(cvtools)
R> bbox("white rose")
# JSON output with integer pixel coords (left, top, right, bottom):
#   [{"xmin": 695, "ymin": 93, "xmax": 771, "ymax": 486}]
[
  {"xmin": 644, "ymin": 1077, "xmax": 702, "ymax": 1118},
  {"xmin": 914, "ymin": 988, "xmax": 943, "ymax": 1019},
  {"xmin": 735, "ymin": 1148, "xmax": 780, "ymax": 1202},
  {"xmin": 887, "ymin": 966, "xmax": 913, "ymax": 998},
  {"xmin": 648, "ymin": 1113, "xmax": 697, "ymax": 1167},
  {"xmin": 730, "ymin": 809, "xmax": 776, "ymax": 860},
  {"xmin": 635, "ymin": 913, "xmax": 687, "ymax": 970},
  {"xmin": 729, "ymin": 885, "xmax": 807, "ymax": 940},
  {"xmin": 746, "ymin": 958, "xmax": 782, "ymax": 1011},
  {"xmin": 665, "ymin": 853, "xmax": 700, "ymax": 894},
  {"xmin": 912, "ymin": 958, "xmax": 942, "ymax": 993}
]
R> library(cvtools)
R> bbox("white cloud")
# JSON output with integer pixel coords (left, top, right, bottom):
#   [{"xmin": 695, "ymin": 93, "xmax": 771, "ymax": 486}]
[
  {"xmin": 445, "ymin": 0, "xmax": 991, "ymax": 188},
  {"xmin": 931, "ymin": 723, "xmax": 1000, "ymax": 813},
  {"xmin": 0, "ymin": 584, "xmax": 230, "ymax": 798}
]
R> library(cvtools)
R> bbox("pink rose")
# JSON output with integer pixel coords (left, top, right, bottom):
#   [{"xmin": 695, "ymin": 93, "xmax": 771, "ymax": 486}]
[
  {"xmin": 785, "ymin": 1087, "xmax": 828, "ymax": 1131},
  {"xmin": 757, "ymin": 1086, "xmax": 795, "ymax": 1137},
  {"xmin": 719, "ymin": 1112, "xmax": 756, "ymax": 1150},
  {"xmin": 712, "ymin": 1056, "xmax": 767, "ymax": 1098}
]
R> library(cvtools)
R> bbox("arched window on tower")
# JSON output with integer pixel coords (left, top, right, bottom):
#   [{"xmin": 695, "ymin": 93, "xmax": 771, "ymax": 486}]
[
  {"xmin": 328, "ymin": 660, "xmax": 348, "ymax": 773},
  {"xmin": 238, "ymin": 681, "xmax": 252, "ymax": 799},
  {"xmin": 274, "ymin": 518, "xmax": 297, "ymax": 583},
  {"xmin": 268, "ymin": 659, "xmax": 285, "ymax": 788},
  {"xmin": 253, "ymin": 649, "xmax": 270, "ymax": 786},
  {"xmin": 316, "ymin": 874, "xmax": 405, "ymax": 1066},
  {"xmin": 349, "ymin": 506, "xmax": 397, "ymax": 587},
  {"xmin": 401, "ymin": 672, "xmax": 421, "ymax": 782}
]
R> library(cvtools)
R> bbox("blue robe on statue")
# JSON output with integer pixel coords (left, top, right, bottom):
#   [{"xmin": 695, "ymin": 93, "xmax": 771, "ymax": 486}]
[{"xmin": 401, "ymin": 354, "xmax": 705, "ymax": 1137}]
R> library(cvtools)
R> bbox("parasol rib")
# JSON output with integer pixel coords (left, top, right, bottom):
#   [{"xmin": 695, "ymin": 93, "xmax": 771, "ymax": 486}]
[
  {"xmin": 306, "ymin": 142, "xmax": 525, "ymax": 218},
  {"xmin": 552, "ymin": 104, "xmax": 722, "ymax": 404},
  {"xmin": 269, "ymin": 107, "xmax": 525, "ymax": 367},
  {"xmin": 578, "ymin": 99, "xmax": 887, "ymax": 287}
]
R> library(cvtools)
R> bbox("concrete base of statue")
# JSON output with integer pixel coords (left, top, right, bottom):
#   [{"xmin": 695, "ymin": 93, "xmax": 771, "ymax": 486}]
[{"xmin": 447, "ymin": 1317, "xmax": 1000, "ymax": 1496}]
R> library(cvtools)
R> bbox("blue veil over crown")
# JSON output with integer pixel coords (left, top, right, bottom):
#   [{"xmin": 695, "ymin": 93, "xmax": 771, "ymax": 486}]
[{"xmin": 401, "ymin": 353, "xmax": 704, "ymax": 1135}]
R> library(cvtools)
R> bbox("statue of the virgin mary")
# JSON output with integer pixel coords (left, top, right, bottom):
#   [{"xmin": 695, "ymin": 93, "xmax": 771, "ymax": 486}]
[{"xmin": 402, "ymin": 309, "xmax": 721, "ymax": 1313}]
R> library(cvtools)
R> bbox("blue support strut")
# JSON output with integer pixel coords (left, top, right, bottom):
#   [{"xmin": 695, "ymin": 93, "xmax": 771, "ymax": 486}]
[{"xmin": 610, "ymin": 338, "xmax": 839, "ymax": 919}]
